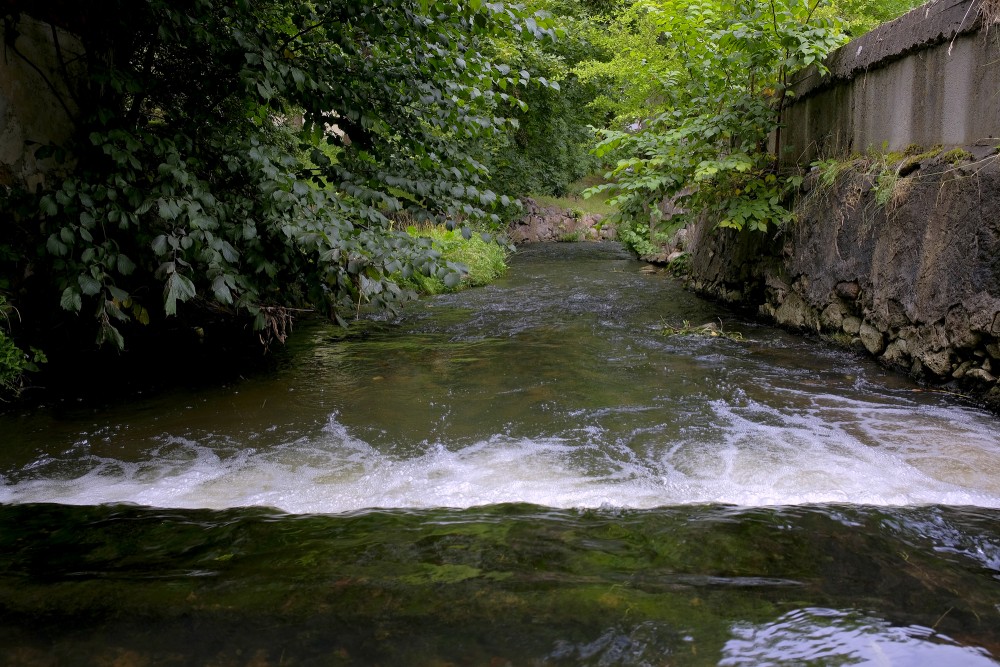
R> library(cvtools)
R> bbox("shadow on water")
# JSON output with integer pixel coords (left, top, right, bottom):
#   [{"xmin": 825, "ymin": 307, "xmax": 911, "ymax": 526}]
[{"xmin": 1, "ymin": 243, "xmax": 1000, "ymax": 664}]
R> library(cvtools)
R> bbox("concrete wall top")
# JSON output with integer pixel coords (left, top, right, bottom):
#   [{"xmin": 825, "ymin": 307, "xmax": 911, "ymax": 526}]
[
  {"xmin": 777, "ymin": 0, "xmax": 1000, "ymax": 165},
  {"xmin": 791, "ymin": 0, "xmax": 986, "ymax": 99}
]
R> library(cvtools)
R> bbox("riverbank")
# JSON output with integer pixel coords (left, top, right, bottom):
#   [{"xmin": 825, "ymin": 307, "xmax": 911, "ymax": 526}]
[
  {"xmin": 1, "ymin": 224, "xmax": 512, "ymax": 407},
  {"xmin": 672, "ymin": 145, "xmax": 1000, "ymax": 412}
]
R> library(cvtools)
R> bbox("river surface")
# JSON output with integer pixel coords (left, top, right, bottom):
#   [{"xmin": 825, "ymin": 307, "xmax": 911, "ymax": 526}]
[{"xmin": 2, "ymin": 242, "xmax": 1000, "ymax": 665}]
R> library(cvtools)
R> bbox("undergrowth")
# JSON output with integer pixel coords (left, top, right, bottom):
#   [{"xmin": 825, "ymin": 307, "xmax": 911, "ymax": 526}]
[
  {"xmin": 532, "ymin": 174, "xmax": 618, "ymax": 217},
  {"xmin": 810, "ymin": 144, "xmax": 946, "ymax": 211},
  {"xmin": 400, "ymin": 224, "xmax": 510, "ymax": 295},
  {"xmin": 0, "ymin": 296, "xmax": 46, "ymax": 399}
]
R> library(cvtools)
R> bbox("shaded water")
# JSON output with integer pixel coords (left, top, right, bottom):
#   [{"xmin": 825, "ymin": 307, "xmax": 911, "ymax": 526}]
[{"xmin": 2, "ymin": 243, "xmax": 1000, "ymax": 665}]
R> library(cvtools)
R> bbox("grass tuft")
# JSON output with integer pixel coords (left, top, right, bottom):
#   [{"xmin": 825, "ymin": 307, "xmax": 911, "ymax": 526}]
[
  {"xmin": 660, "ymin": 319, "xmax": 744, "ymax": 341},
  {"xmin": 401, "ymin": 224, "xmax": 509, "ymax": 295},
  {"xmin": 530, "ymin": 174, "xmax": 618, "ymax": 217}
]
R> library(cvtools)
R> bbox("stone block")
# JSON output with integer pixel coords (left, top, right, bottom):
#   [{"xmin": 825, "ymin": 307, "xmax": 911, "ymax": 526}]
[
  {"xmin": 835, "ymin": 282, "xmax": 861, "ymax": 301},
  {"xmin": 921, "ymin": 349, "xmax": 953, "ymax": 377},
  {"xmin": 966, "ymin": 368, "xmax": 997, "ymax": 384},
  {"xmin": 774, "ymin": 292, "xmax": 816, "ymax": 330},
  {"xmin": 820, "ymin": 301, "xmax": 847, "ymax": 330},
  {"xmin": 952, "ymin": 360, "xmax": 974, "ymax": 379},
  {"xmin": 859, "ymin": 323, "xmax": 885, "ymax": 355},
  {"xmin": 882, "ymin": 339, "xmax": 909, "ymax": 368},
  {"xmin": 946, "ymin": 307, "xmax": 981, "ymax": 349}
]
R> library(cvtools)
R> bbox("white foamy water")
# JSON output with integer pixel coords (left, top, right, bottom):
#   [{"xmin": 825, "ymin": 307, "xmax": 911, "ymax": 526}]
[
  {"xmin": 3, "ymin": 389, "xmax": 1000, "ymax": 513},
  {"xmin": 720, "ymin": 608, "xmax": 998, "ymax": 666},
  {"xmin": 3, "ymin": 245, "xmax": 1000, "ymax": 514}
]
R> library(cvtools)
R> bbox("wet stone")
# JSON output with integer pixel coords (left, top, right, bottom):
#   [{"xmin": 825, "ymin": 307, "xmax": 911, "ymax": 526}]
[
  {"xmin": 966, "ymin": 368, "xmax": 998, "ymax": 384},
  {"xmin": 842, "ymin": 316, "xmax": 862, "ymax": 336},
  {"xmin": 820, "ymin": 302, "xmax": 847, "ymax": 330},
  {"xmin": 775, "ymin": 293, "xmax": 815, "ymax": 330},
  {"xmin": 859, "ymin": 323, "xmax": 885, "ymax": 355},
  {"xmin": 922, "ymin": 349, "xmax": 953, "ymax": 377},
  {"xmin": 835, "ymin": 281, "xmax": 861, "ymax": 300},
  {"xmin": 882, "ymin": 339, "xmax": 909, "ymax": 367},
  {"xmin": 953, "ymin": 361, "xmax": 974, "ymax": 379}
]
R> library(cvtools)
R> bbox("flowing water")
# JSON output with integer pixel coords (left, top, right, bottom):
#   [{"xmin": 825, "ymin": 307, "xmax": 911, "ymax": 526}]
[{"xmin": 2, "ymin": 242, "xmax": 1000, "ymax": 665}]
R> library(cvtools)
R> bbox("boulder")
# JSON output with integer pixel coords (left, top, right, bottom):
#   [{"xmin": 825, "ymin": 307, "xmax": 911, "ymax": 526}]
[
  {"xmin": 859, "ymin": 323, "xmax": 884, "ymax": 355},
  {"xmin": 842, "ymin": 316, "xmax": 862, "ymax": 335}
]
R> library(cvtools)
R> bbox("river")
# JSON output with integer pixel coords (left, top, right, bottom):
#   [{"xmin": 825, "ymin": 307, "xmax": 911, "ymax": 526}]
[{"xmin": 2, "ymin": 242, "xmax": 1000, "ymax": 665}]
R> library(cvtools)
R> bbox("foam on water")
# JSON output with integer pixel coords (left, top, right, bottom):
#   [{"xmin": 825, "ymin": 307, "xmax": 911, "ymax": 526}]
[
  {"xmin": 3, "ymin": 387, "xmax": 1000, "ymax": 513},
  {"xmin": 720, "ymin": 608, "xmax": 998, "ymax": 666}
]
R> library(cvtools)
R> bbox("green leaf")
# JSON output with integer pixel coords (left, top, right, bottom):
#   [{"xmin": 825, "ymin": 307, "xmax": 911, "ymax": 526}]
[
  {"xmin": 117, "ymin": 254, "xmax": 136, "ymax": 276},
  {"xmin": 164, "ymin": 272, "xmax": 197, "ymax": 316},
  {"xmin": 157, "ymin": 198, "xmax": 180, "ymax": 220},
  {"xmin": 78, "ymin": 274, "xmax": 102, "ymax": 296},
  {"xmin": 151, "ymin": 235, "xmax": 169, "ymax": 255},
  {"xmin": 108, "ymin": 285, "xmax": 129, "ymax": 302},
  {"xmin": 60, "ymin": 287, "xmax": 82, "ymax": 313},
  {"xmin": 46, "ymin": 234, "xmax": 69, "ymax": 257},
  {"xmin": 211, "ymin": 275, "xmax": 233, "ymax": 304},
  {"xmin": 97, "ymin": 320, "xmax": 125, "ymax": 349}
]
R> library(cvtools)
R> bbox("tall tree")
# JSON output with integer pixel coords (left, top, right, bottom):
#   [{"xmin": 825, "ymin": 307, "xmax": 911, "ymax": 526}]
[
  {"xmin": 483, "ymin": 0, "xmax": 614, "ymax": 199},
  {"xmin": 575, "ymin": 0, "xmax": 846, "ymax": 254}
]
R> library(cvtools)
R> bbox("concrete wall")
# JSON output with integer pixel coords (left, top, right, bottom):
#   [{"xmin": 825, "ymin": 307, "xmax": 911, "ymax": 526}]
[
  {"xmin": 0, "ymin": 14, "xmax": 82, "ymax": 190},
  {"xmin": 778, "ymin": 0, "xmax": 1000, "ymax": 166}
]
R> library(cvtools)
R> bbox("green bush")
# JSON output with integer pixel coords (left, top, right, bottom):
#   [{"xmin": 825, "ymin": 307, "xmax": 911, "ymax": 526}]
[{"xmin": 1, "ymin": 0, "xmax": 557, "ymax": 352}]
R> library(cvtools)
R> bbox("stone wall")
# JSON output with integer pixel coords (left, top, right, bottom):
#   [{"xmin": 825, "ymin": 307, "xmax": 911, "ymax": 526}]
[
  {"xmin": 509, "ymin": 198, "xmax": 615, "ymax": 243},
  {"xmin": 0, "ymin": 14, "xmax": 82, "ymax": 190},
  {"xmin": 684, "ymin": 148, "xmax": 1000, "ymax": 410},
  {"xmin": 679, "ymin": 0, "xmax": 1000, "ymax": 410},
  {"xmin": 777, "ymin": 0, "xmax": 1000, "ymax": 167}
]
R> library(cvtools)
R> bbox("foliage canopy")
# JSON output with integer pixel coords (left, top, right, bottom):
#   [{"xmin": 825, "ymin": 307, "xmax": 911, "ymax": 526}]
[
  {"xmin": 1, "ymin": 0, "xmax": 557, "ymax": 356},
  {"xmin": 0, "ymin": 0, "xmax": 933, "ymax": 395},
  {"xmin": 577, "ymin": 0, "xmax": 846, "ymax": 254}
]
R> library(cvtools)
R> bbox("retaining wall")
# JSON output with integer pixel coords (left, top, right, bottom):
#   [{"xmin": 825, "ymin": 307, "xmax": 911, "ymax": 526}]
[
  {"xmin": 686, "ymin": 0, "xmax": 1000, "ymax": 410},
  {"xmin": 777, "ymin": 0, "xmax": 1000, "ymax": 166}
]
